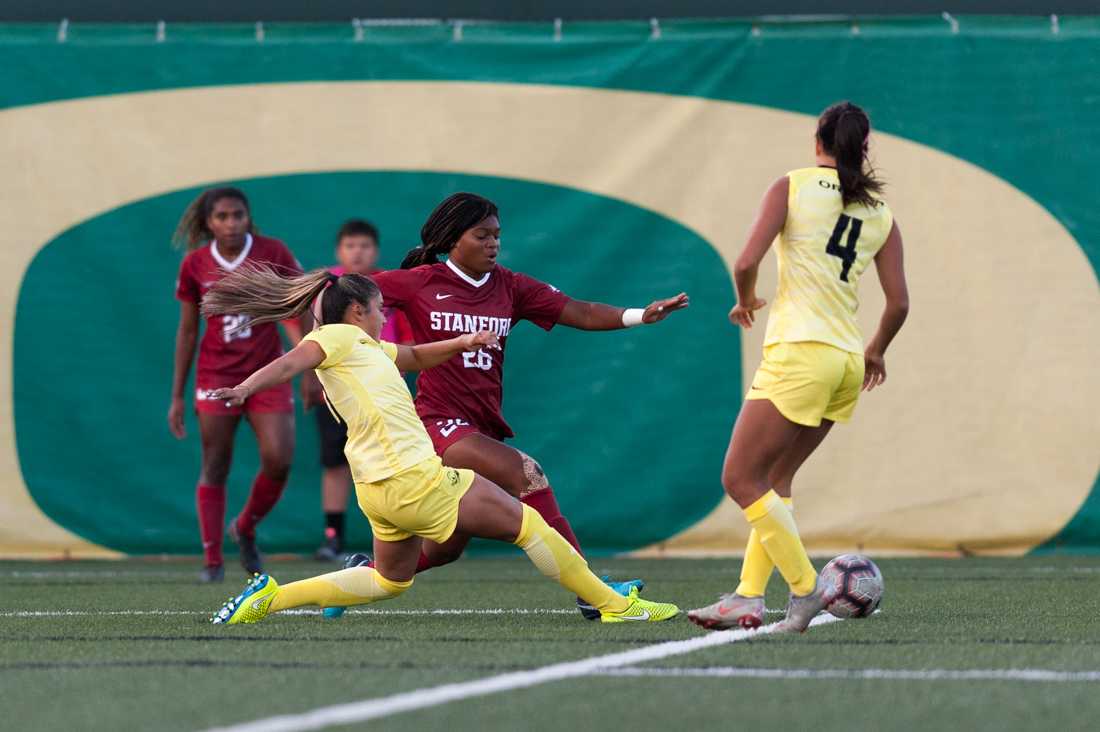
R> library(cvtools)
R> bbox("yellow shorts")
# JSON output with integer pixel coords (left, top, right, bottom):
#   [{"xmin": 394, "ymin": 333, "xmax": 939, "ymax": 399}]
[
  {"xmin": 746, "ymin": 341, "xmax": 865, "ymax": 427},
  {"xmin": 354, "ymin": 456, "xmax": 475, "ymax": 543}
]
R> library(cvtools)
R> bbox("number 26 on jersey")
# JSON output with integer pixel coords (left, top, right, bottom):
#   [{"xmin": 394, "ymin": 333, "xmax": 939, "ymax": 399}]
[{"xmin": 462, "ymin": 350, "xmax": 493, "ymax": 370}]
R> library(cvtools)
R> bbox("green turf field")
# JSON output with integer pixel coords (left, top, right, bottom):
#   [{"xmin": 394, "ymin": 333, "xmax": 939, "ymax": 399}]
[{"xmin": 4, "ymin": 556, "xmax": 1099, "ymax": 731}]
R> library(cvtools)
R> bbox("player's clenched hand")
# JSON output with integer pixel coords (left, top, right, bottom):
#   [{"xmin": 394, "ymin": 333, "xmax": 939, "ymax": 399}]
[
  {"xmin": 728, "ymin": 297, "xmax": 767, "ymax": 328},
  {"xmin": 643, "ymin": 293, "xmax": 690, "ymax": 324},
  {"xmin": 459, "ymin": 330, "xmax": 500, "ymax": 351},
  {"xmin": 167, "ymin": 397, "xmax": 186, "ymax": 440},
  {"xmin": 863, "ymin": 351, "xmax": 886, "ymax": 391},
  {"xmin": 209, "ymin": 386, "xmax": 248, "ymax": 407}
]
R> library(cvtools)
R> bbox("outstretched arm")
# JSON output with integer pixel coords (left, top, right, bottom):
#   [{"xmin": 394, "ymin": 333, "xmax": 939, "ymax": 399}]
[
  {"xmin": 863, "ymin": 221, "xmax": 910, "ymax": 391},
  {"xmin": 394, "ymin": 331, "xmax": 499, "ymax": 372},
  {"xmin": 211, "ymin": 340, "xmax": 326, "ymax": 406},
  {"xmin": 729, "ymin": 176, "xmax": 788, "ymax": 328},
  {"xmin": 557, "ymin": 293, "xmax": 690, "ymax": 331}
]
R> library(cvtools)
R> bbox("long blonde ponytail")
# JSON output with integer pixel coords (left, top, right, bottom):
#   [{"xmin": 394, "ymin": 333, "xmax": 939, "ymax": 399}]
[{"xmin": 201, "ymin": 265, "xmax": 331, "ymax": 328}]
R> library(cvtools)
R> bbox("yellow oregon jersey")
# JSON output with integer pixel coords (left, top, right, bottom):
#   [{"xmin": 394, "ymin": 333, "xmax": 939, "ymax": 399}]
[
  {"xmin": 763, "ymin": 167, "xmax": 894, "ymax": 354},
  {"xmin": 302, "ymin": 324, "xmax": 435, "ymax": 484}
]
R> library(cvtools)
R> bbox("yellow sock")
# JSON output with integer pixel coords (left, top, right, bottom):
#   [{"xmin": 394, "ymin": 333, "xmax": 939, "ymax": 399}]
[
  {"xmin": 742, "ymin": 490, "xmax": 816, "ymax": 596},
  {"xmin": 514, "ymin": 504, "xmax": 629, "ymax": 613},
  {"xmin": 735, "ymin": 497, "xmax": 793, "ymax": 597},
  {"xmin": 268, "ymin": 567, "xmax": 412, "ymax": 612}
]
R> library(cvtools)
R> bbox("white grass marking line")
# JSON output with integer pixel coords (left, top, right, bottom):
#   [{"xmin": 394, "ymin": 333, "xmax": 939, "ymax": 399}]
[
  {"xmin": 1, "ymin": 608, "xmax": 577, "ymax": 618},
  {"xmin": 6, "ymin": 565, "xmax": 1100, "ymax": 580},
  {"xmin": 200, "ymin": 614, "xmax": 842, "ymax": 732},
  {"xmin": 601, "ymin": 666, "xmax": 1100, "ymax": 683}
]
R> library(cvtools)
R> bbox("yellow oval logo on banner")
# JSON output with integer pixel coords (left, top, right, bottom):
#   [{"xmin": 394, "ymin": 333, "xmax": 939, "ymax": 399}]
[{"xmin": 0, "ymin": 81, "xmax": 1096, "ymax": 556}]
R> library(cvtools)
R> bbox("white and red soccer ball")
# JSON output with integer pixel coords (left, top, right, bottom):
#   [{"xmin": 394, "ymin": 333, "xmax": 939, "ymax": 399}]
[{"xmin": 820, "ymin": 554, "xmax": 884, "ymax": 618}]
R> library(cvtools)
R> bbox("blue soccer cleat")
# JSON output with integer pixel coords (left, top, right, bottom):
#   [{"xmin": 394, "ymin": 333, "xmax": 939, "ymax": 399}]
[{"xmin": 577, "ymin": 576, "xmax": 646, "ymax": 620}]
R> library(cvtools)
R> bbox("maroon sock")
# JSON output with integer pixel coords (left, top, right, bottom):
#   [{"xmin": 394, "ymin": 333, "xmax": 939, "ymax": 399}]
[
  {"xmin": 196, "ymin": 484, "xmax": 226, "ymax": 567},
  {"xmin": 415, "ymin": 552, "xmax": 436, "ymax": 573},
  {"xmin": 235, "ymin": 472, "xmax": 287, "ymax": 538},
  {"xmin": 522, "ymin": 487, "xmax": 584, "ymax": 556}
]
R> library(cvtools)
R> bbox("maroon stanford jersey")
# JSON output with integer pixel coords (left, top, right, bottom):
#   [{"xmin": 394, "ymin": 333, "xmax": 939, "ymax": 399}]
[
  {"xmin": 373, "ymin": 260, "xmax": 569, "ymax": 439},
  {"xmin": 176, "ymin": 233, "xmax": 302, "ymax": 385}
]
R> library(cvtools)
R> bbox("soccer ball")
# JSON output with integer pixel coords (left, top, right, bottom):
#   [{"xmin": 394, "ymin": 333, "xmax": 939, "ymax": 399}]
[{"xmin": 819, "ymin": 554, "xmax": 883, "ymax": 618}]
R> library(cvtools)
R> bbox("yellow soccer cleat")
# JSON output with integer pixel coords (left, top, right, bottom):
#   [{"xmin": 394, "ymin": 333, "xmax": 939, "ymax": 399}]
[
  {"xmin": 211, "ymin": 573, "xmax": 279, "ymax": 625},
  {"xmin": 600, "ymin": 586, "xmax": 680, "ymax": 623}
]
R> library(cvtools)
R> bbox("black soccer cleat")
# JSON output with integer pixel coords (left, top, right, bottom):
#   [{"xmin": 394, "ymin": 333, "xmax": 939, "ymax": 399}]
[
  {"xmin": 576, "ymin": 596, "xmax": 601, "ymax": 621},
  {"xmin": 228, "ymin": 521, "xmax": 264, "ymax": 575},
  {"xmin": 343, "ymin": 552, "xmax": 372, "ymax": 569},
  {"xmin": 313, "ymin": 535, "xmax": 346, "ymax": 563},
  {"xmin": 198, "ymin": 564, "xmax": 225, "ymax": 584}
]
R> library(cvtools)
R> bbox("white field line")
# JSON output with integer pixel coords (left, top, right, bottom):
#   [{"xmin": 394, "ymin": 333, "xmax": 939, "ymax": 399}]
[
  {"xmin": 0, "ymin": 607, "xmax": 578, "ymax": 618},
  {"xmin": 601, "ymin": 666, "xmax": 1100, "ymax": 683},
  {"xmin": 3, "ymin": 607, "xmax": 790, "ymax": 618},
  {"xmin": 200, "ymin": 614, "xmax": 842, "ymax": 732},
  {"xmin": 7, "ymin": 565, "xmax": 1100, "ymax": 580}
]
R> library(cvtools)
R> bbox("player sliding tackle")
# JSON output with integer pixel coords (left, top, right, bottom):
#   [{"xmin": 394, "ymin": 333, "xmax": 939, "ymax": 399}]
[{"xmin": 201, "ymin": 266, "xmax": 679, "ymax": 624}]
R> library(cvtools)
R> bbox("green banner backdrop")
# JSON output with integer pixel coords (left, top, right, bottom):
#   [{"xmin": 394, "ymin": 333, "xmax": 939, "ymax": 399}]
[{"xmin": 1, "ymin": 16, "xmax": 1097, "ymax": 557}]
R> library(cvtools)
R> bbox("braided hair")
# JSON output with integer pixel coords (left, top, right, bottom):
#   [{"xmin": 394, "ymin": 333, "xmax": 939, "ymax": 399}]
[
  {"xmin": 400, "ymin": 192, "xmax": 499, "ymax": 269},
  {"xmin": 815, "ymin": 102, "xmax": 885, "ymax": 207}
]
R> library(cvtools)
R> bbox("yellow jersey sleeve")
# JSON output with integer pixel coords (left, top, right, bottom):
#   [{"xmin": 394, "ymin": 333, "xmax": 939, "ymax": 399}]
[
  {"xmin": 303, "ymin": 325, "xmax": 359, "ymax": 370},
  {"xmin": 380, "ymin": 341, "xmax": 399, "ymax": 362}
]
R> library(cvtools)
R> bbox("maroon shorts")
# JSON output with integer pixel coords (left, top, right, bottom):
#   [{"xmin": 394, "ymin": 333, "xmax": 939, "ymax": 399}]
[
  {"xmin": 194, "ymin": 382, "xmax": 294, "ymax": 416},
  {"xmin": 420, "ymin": 415, "xmax": 486, "ymax": 456}
]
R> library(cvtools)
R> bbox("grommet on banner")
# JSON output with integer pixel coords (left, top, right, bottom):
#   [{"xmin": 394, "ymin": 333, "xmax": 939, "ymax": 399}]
[
  {"xmin": 453, "ymin": 20, "xmax": 464, "ymax": 42},
  {"xmin": 941, "ymin": 12, "xmax": 959, "ymax": 34},
  {"xmin": 353, "ymin": 18, "xmax": 364, "ymax": 42},
  {"xmin": 1050, "ymin": 14, "xmax": 1060, "ymax": 35},
  {"xmin": 553, "ymin": 17, "xmax": 562, "ymax": 42},
  {"xmin": 751, "ymin": 23, "xmax": 761, "ymax": 37},
  {"xmin": 650, "ymin": 18, "xmax": 661, "ymax": 40},
  {"xmin": 156, "ymin": 20, "xmax": 166, "ymax": 43},
  {"xmin": 57, "ymin": 18, "xmax": 69, "ymax": 43},
  {"xmin": 255, "ymin": 21, "xmax": 265, "ymax": 43},
  {"xmin": 851, "ymin": 21, "xmax": 860, "ymax": 36}
]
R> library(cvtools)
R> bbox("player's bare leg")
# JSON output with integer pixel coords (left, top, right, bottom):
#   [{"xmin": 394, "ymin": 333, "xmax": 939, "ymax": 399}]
[
  {"xmin": 441, "ymin": 434, "xmax": 645, "ymax": 619},
  {"xmin": 768, "ymin": 420, "xmax": 834, "ymax": 499},
  {"xmin": 419, "ymin": 531, "xmax": 472, "ymax": 568},
  {"xmin": 229, "ymin": 411, "xmax": 295, "ymax": 573},
  {"xmin": 198, "ymin": 412, "xmax": 242, "ymax": 486},
  {"xmin": 699, "ymin": 418, "xmax": 837, "ymax": 623},
  {"xmin": 690, "ymin": 401, "xmax": 828, "ymax": 632},
  {"xmin": 196, "ymin": 412, "xmax": 242, "ymax": 582},
  {"xmin": 453, "ymin": 475, "xmax": 678, "ymax": 623},
  {"xmin": 442, "ymin": 434, "xmax": 583, "ymax": 552},
  {"xmin": 370, "ymin": 535, "xmax": 422, "ymax": 583},
  {"xmin": 722, "ymin": 400, "xmax": 805, "ymax": 509}
]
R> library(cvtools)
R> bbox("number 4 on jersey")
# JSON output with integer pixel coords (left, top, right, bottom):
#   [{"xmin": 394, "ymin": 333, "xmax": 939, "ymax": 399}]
[{"xmin": 826, "ymin": 214, "xmax": 863, "ymax": 282}]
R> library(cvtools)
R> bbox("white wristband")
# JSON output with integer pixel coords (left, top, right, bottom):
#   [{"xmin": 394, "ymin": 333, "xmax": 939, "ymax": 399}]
[{"xmin": 622, "ymin": 308, "xmax": 645, "ymax": 328}]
